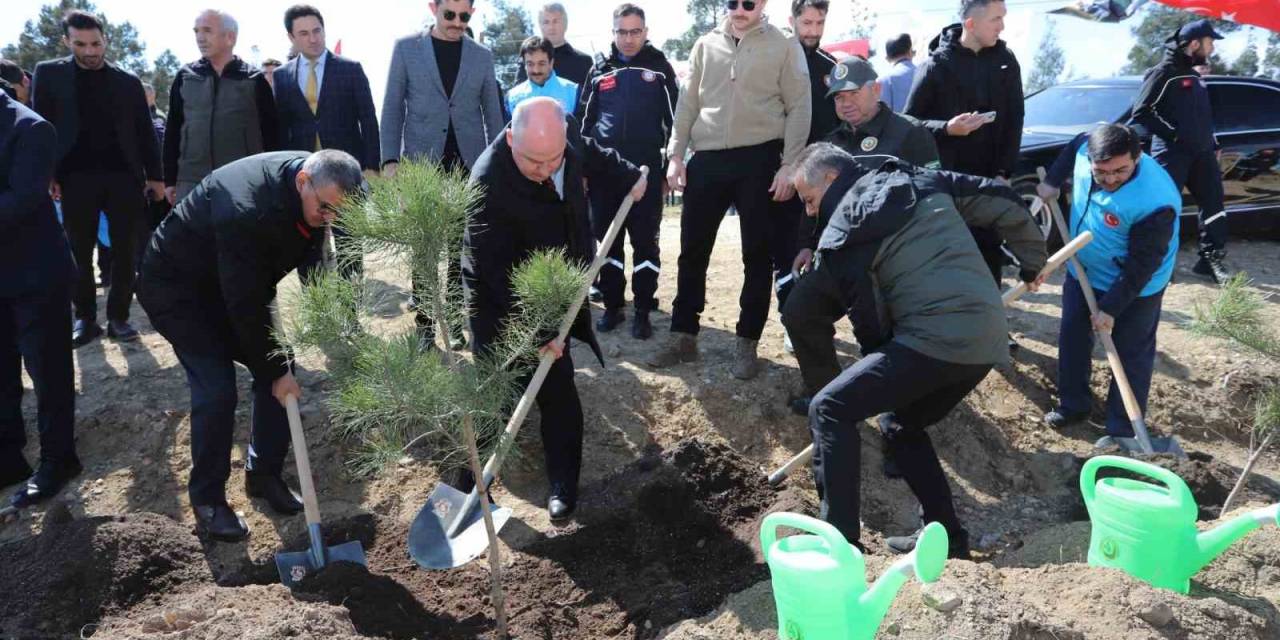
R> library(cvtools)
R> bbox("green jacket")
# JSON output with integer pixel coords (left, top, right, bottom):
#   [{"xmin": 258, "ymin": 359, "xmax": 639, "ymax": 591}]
[{"xmin": 816, "ymin": 162, "xmax": 1046, "ymax": 365}]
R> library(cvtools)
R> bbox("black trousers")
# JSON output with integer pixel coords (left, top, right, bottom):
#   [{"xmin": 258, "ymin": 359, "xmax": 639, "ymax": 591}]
[
  {"xmin": 780, "ymin": 257, "xmax": 848, "ymax": 395},
  {"xmin": 454, "ymin": 345, "xmax": 584, "ymax": 497},
  {"xmin": 670, "ymin": 141, "xmax": 781, "ymax": 340},
  {"xmin": 590, "ymin": 163, "xmax": 663, "ymax": 313},
  {"xmin": 809, "ymin": 340, "xmax": 988, "ymax": 546},
  {"xmin": 61, "ymin": 171, "xmax": 142, "ymax": 322},
  {"xmin": 0, "ymin": 284, "xmax": 76, "ymax": 465},
  {"xmin": 969, "ymin": 226, "xmax": 1005, "ymax": 286},
  {"xmin": 769, "ymin": 195, "xmax": 804, "ymax": 309},
  {"xmin": 1155, "ymin": 149, "xmax": 1225, "ymax": 254},
  {"xmin": 139, "ymin": 283, "xmax": 290, "ymax": 506}
]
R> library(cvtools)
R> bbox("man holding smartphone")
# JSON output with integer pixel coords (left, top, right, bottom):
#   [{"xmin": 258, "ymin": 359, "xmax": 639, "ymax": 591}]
[{"xmin": 905, "ymin": 0, "xmax": 1024, "ymax": 349}]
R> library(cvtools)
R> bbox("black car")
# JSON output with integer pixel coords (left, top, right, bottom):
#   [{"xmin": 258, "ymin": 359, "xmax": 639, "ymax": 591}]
[{"xmin": 1012, "ymin": 75, "xmax": 1280, "ymax": 240}]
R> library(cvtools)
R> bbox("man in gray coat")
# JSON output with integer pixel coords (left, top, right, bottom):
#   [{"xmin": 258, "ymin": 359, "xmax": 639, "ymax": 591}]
[{"xmin": 381, "ymin": 0, "xmax": 504, "ymax": 348}]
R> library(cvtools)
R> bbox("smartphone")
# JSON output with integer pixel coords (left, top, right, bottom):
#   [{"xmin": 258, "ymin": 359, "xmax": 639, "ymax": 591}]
[{"xmin": 978, "ymin": 111, "xmax": 998, "ymax": 123}]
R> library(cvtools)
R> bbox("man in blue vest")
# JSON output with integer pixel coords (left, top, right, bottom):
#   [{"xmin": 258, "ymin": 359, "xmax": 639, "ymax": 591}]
[
  {"xmin": 1037, "ymin": 124, "xmax": 1179, "ymax": 437},
  {"xmin": 507, "ymin": 36, "xmax": 579, "ymax": 116}
]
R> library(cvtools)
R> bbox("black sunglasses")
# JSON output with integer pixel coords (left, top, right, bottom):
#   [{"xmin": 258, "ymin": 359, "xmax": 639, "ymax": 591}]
[
  {"xmin": 443, "ymin": 9, "xmax": 472, "ymax": 23},
  {"xmin": 726, "ymin": 0, "xmax": 757, "ymax": 10}
]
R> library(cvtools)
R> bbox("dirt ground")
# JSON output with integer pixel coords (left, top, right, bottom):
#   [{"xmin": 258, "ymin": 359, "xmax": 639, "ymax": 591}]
[{"xmin": 1, "ymin": 208, "xmax": 1278, "ymax": 639}]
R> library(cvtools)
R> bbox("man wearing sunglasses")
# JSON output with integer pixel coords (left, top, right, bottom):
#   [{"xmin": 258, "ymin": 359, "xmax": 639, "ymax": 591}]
[
  {"xmin": 137, "ymin": 149, "xmax": 365, "ymax": 542},
  {"xmin": 1036, "ymin": 124, "xmax": 1180, "ymax": 441},
  {"xmin": 382, "ymin": 0, "xmax": 504, "ymax": 348},
  {"xmin": 649, "ymin": 0, "xmax": 812, "ymax": 380}
]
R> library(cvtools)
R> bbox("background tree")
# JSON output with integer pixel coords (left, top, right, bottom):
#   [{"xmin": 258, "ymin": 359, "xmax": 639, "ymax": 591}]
[
  {"xmin": 148, "ymin": 49, "xmax": 180, "ymax": 112},
  {"xmin": 1192, "ymin": 274, "xmax": 1280, "ymax": 516},
  {"xmin": 1229, "ymin": 33, "xmax": 1260, "ymax": 77},
  {"xmin": 1027, "ymin": 19, "xmax": 1066, "ymax": 92},
  {"xmin": 840, "ymin": 1, "xmax": 877, "ymax": 41},
  {"xmin": 1263, "ymin": 31, "xmax": 1280, "ymax": 79},
  {"xmin": 480, "ymin": 0, "xmax": 533, "ymax": 88},
  {"xmin": 661, "ymin": 0, "xmax": 725, "ymax": 62},
  {"xmin": 1121, "ymin": 4, "xmax": 1240, "ymax": 74}
]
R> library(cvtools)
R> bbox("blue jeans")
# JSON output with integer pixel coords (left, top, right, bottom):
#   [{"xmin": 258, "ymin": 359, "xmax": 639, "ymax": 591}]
[{"xmin": 1057, "ymin": 275, "xmax": 1164, "ymax": 437}]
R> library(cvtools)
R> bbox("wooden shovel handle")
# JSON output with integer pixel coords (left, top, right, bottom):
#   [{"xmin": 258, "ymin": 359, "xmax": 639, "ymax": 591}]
[{"xmin": 285, "ymin": 394, "xmax": 323, "ymax": 527}]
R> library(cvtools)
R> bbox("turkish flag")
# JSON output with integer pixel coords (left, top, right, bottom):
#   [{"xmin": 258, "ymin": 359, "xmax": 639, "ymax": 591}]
[{"xmin": 1156, "ymin": 0, "xmax": 1280, "ymax": 32}]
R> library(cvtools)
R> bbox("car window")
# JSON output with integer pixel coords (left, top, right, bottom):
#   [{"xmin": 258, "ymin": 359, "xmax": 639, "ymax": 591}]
[
  {"xmin": 1209, "ymin": 83, "xmax": 1280, "ymax": 133},
  {"xmin": 1023, "ymin": 85, "xmax": 1136, "ymax": 135}
]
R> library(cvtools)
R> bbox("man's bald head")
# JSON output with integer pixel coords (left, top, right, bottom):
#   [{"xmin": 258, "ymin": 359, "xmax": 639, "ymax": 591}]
[{"xmin": 507, "ymin": 97, "xmax": 568, "ymax": 184}]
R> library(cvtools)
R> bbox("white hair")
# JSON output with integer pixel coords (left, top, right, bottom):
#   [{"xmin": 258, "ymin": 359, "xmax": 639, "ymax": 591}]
[
  {"xmin": 794, "ymin": 142, "xmax": 858, "ymax": 186},
  {"xmin": 511, "ymin": 98, "xmax": 566, "ymax": 141},
  {"xmin": 540, "ymin": 2, "xmax": 568, "ymax": 21},
  {"xmin": 200, "ymin": 9, "xmax": 239, "ymax": 35}
]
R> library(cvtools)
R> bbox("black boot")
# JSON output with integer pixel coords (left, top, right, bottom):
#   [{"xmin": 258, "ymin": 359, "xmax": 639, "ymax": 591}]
[
  {"xmin": 886, "ymin": 525, "xmax": 971, "ymax": 560},
  {"xmin": 631, "ymin": 309, "xmax": 653, "ymax": 340},
  {"xmin": 1192, "ymin": 249, "xmax": 1233, "ymax": 284},
  {"xmin": 245, "ymin": 471, "xmax": 304, "ymax": 515},
  {"xmin": 72, "ymin": 319, "xmax": 103, "ymax": 348},
  {"xmin": 788, "ymin": 395, "xmax": 812, "ymax": 417},
  {"xmin": 9, "ymin": 457, "xmax": 82, "ymax": 510},
  {"xmin": 107, "ymin": 320, "xmax": 140, "ymax": 342},
  {"xmin": 596, "ymin": 307, "xmax": 625, "ymax": 333},
  {"xmin": 193, "ymin": 503, "xmax": 250, "ymax": 542}
]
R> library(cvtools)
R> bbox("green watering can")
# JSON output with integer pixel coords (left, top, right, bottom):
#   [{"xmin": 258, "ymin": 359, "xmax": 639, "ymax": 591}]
[
  {"xmin": 1080, "ymin": 455, "xmax": 1280, "ymax": 594},
  {"xmin": 761, "ymin": 513, "xmax": 949, "ymax": 640}
]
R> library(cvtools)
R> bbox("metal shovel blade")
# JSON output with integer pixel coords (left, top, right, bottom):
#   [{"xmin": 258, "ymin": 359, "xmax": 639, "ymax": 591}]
[
  {"xmin": 1094, "ymin": 434, "xmax": 1187, "ymax": 459},
  {"xmin": 408, "ymin": 481, "xmax": 512, "ymax": 570},
  {"xmin": 275, "ymin": 523, "xmax": 368, "ymax": 588}
]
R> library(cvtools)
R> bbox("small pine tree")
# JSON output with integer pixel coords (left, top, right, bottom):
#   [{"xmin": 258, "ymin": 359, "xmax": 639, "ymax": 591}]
[{"xmin": 281, "ymin": 159, "xmax": 589, "ymax": 637}]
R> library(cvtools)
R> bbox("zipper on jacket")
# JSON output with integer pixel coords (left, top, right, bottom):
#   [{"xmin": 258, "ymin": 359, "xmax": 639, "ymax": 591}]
[{"xmin": 209, "ymin": 68, "xmax": 221, "ymax": 176}]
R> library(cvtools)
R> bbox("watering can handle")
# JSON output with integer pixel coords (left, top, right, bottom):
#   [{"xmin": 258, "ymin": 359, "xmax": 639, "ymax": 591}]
[
  {"xmin": 1080, "ymin": 455, "xmax": 1195, "ymax": 515},
  {"xmin": 761, "ymin": 512, "xmax": 858, "ymax": 568}
]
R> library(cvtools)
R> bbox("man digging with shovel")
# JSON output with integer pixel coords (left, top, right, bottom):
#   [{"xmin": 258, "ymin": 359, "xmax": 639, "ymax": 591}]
[
  {"xmin": 464, "ymin": 97, "xmax": 645, "ymax": 521},
  {"xmin": 137, "ymin": 149, "xmax": 365, "ymax": 541},
  {"xmin": 782, "ymin": 143, "xmax": 1047, "ymax": 559}
]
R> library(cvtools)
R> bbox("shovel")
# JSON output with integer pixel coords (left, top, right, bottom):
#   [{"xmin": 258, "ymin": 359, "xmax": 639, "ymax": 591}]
[
  {"xmin": 275, "ymin": 394, "xmax": 367, "ymax": 587},
  {"xmin": 1035, "ymin": 167, "xmax": 1185, "ymax": 458},
  {"xmin": 766, "ymin": 230, "xmax": 1095, "ymax": 486},
  {"xmin": 408, "ymin": 167, "xmax": 651, "ymax": 570}
]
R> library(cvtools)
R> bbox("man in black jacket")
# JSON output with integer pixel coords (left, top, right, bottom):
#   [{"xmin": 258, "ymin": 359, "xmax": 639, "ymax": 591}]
[
  {"xmin": 137, "ymin": 150, "xmax": 364, "ymax": 541},
  {"xmin": 31, "ymin": 10, "xmax": 164, "ymax": 347},
  {"xmin": 905, "ymin": 0, "xmax": 1024, "ymax": 312},
  {"xmin": 1129, "ymin": 19, "xmax": 1230, "ymax": 284},
  {"xmin": 465, "ymin": 97, "xmax": 643, "ymax": 520},
  {"xmin": 578, "ymin": 3, "xmax": 678, "ymax": 340},
  {"xmin": 0, "ymin": 92, "xmax": 80, "ymax": 508}
]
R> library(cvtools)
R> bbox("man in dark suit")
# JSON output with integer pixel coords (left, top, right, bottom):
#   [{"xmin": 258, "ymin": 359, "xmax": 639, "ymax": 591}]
[
  {"xmin": 31, "ymin": 10, "xmax": 163, "ymax": 347},
  {"xmin": 465, "ymin": 97, "xmax": 644, "ymax": 520},
  {"xmin": 274, "ymin": 4, "xmax": 379, "ymax": 281},
  {"xmin": 0, "ymin": 91, "xmax": 80, "ymax": 508}
]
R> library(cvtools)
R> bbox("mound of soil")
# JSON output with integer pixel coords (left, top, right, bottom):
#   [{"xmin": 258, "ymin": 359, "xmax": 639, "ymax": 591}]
[
  {"xmin": 93, "ymin": 584, "xmax": 364, "ymax": 639},
  {"xmin": 1093, "ymin": 451, "xmax": 1280, "ymax": 520},
  {"xmin": 294, "ymin": 438, "xmax": 815, "ymax": 639},
  {"xmin": 0, "ymin": 511, "xmax": 213, "ymax": 638}
]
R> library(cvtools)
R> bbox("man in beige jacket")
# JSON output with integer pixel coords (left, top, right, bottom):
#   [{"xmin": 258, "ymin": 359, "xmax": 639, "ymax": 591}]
[{"xmin": 648, "ymin": 0, "xmax": 811, "ymax": 379}]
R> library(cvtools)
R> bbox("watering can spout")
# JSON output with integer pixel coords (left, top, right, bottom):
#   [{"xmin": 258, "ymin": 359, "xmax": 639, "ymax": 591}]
[
  {"xmin": 860, "ymin": 522, "xmax": 951, "ymax": 623},
  {"xmin": 1194, "ymin": 504, "xmax": 1280, "ymax": 573}
]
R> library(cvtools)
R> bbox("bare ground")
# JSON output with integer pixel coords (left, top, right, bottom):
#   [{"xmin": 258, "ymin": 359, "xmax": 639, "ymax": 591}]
[{"xmin": 2, "ymin": 209, "xmax": 1278, "ymax": 639}]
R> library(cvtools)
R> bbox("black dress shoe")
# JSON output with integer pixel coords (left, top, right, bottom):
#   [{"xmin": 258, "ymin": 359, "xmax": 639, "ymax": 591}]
[
  {"xmin": 245, "ymin": 472, "xmax": 304, "ymax": 515},
  {"xmin": 631, "ymin": 310, "xmax": 653, "ymax": 340},
  {"xmin": 788, "ymin": 395, "xmax": 812, "ymax": 417},
  {"xmin": 0, "ymin": 452, "xmax": 34, "ymax": 489},
  {"xmin": 107, "ymin": 320, "xmax": 140, "ymax": 342},
  {"xmin": 1193, "ymin": 249, "xmax": 1233, "ymax": 284},
  {"xmin": 548, "ymin": 494, "xmax": 576, "ymax": 522},
  {"xmin": 193, "ymin": 503, "xmax": 250, "ymax": 542},
  {"xmin": 1044, "ymin": 409, "xmax": 1089, "ymax": 429},
  {"xmin": 72, "ymin": 319, "xmax": 103, "ymax": 348},
  {"xmin": 596, "ymin": 308, "xmax": 625, "ymax": 333},
  {"xmin": 10, "ymin": 457, "xmax": 82, "ymax": 510}
]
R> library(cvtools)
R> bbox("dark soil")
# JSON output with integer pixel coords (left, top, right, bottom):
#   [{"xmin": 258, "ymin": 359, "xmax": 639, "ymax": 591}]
[
  {"xmin": 0, "ymin": 511, "xmax": 213, "ymax": 638},
  {"xmin": 295, "ymin": 438, "xmax": 814, "ymax": 639},
  {"xmin": 1094, "ymin": 450, "xmax": 1280, "ymax": 520}
]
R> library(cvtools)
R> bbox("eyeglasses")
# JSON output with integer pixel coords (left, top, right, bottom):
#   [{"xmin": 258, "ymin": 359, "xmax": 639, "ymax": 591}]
[
  {"xmin": 443, "ymin": 9, "xmax": 472, "ymax": 23},
  {"xmin": 613, "ymin": 28, "xmax": 645, "ymax": 38},
  {"xmin": 726, "ymin": 0, "xmax": 757, "ymax": 11},
  {"xmin": 308, "ymin": 182, "xmax": 340, "ymax": 218}
]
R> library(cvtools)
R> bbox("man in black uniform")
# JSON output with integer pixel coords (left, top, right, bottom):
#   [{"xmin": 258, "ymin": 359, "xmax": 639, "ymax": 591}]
[
  {"xmin": 0, "ymin": 91, "xmax": 80, "ymax": 508},
  {"xmin": 465, "ymin": 98, "xmax": 643, "ymax": 520},
  {"xmin": 1129, "ymin": 19, "xmax": 1231, "ymax": 283},
  {"xmin": 769, "ymin": 0, "xmax": 841, "ymax": 333},
  {"xmin": 579, "ymin": 3, "xmax": 679, "ymax": 340},
  {"xmin": 905, "ymin": 0, "xmax": 1024, "ymax": 313},
  {"xmin": 137, "ymin": 149, "xmax": 365, "ymax": 541},
  {"xmin": 784, "ymin": 56, "xmax": 939, "ymax": 415}
]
